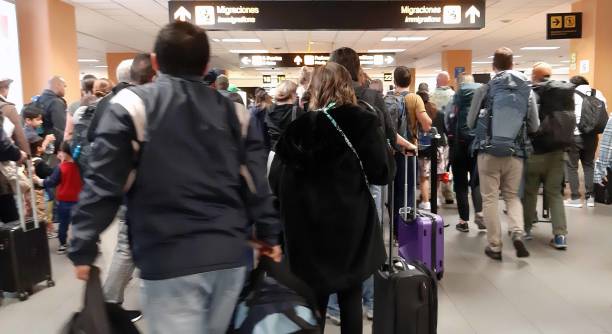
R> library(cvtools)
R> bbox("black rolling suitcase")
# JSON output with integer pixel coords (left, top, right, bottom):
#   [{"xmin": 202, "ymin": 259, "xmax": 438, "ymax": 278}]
[
  {"xmin": 594, "ymin": 168, "xmax": 612, "ymax": 205},
  {"xmin": 0, "ymin": 160, "xmax": 54, "ymax": 301},
  {"xmin": 374, "ymin": 164, "xmax": 438, "ymax": 334}
]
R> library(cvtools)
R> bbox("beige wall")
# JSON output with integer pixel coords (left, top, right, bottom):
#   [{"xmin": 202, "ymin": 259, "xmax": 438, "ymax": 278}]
[
  {"xmin": 17, "ymin": 0, "xmax": 80, "ymax": 103},
  {"xmin": 570, "ymin": 0, "xmax": 612, "ymax": 100},
  {"xmin": 106, "ymin": 52, "xmax": 138, "ymax": 84}
]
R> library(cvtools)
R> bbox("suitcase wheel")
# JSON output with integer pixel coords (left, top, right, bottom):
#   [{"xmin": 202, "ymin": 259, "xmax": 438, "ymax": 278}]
[
  {"xmin": 47, "ymin": 280, "xmax": 55, "ymax": 288},
  {"xmin": 436, "ymin": 272, "xmax": 444, "ymax": 281},
  {"xmin": 18, "ymin": 292, "xmax": 28, "ymax": 301}
]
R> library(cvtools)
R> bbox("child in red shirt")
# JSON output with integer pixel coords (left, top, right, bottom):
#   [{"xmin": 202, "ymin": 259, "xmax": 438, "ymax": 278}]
[{"xmin": 36, "ymin": 142, "xmax": 82, "ymax": 254}]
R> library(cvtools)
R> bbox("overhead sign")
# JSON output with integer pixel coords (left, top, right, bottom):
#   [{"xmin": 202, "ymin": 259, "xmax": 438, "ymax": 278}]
[
  {"xmin": 277, "ymin": 74, "xmax": 286, "ymax": 82},
  {"xmin": 239, "ymin": 53, "xmax": 396, "ymax": 68},
  {"xmin": 169, "ymin": 1, "xmax": 486, "ymax": 30},
  {"xmin": 547, "ymin": 12, "xmax": 582, "ymax": 39},
  {"xmin": 262, "ymin": 75, "xmax": 271, "ymax": 84},
  {"xmin": 383, "ymin": 73, "xmax": 393, "ymax": 82}
]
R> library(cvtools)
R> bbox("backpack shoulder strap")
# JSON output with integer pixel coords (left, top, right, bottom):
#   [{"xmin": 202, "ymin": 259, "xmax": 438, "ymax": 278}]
[{"xmin": 575, "ymin": 89, "xmax": 588, "ymax": 98}]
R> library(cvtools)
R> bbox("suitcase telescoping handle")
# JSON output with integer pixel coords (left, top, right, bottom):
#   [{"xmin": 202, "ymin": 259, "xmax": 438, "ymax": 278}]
[
  {"xmin": 13, "ymin": 159, "xmax": 39, "ymax": 231},
  {"xmin": 400, "ymin": 153, "xmax": 418, "ymax": 221}
]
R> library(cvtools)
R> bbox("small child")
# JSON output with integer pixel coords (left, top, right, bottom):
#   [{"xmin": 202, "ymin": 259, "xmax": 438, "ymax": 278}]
[
  {"xmin": 22, "ymin": 103, "xmax": 55, "ymax": 153},
  {"xmin": 35, "ymin": 142, "xmax": 82, "ymax": 254},
  {"xmin": 28, "ymin": 134, "xmax": 56, "ymax": 238}
]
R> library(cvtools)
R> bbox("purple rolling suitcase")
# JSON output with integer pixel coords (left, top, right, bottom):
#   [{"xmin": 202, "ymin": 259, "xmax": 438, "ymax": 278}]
[{"xmin": 397, "ymin": 155, "xmax": 445, "ymax": 280}]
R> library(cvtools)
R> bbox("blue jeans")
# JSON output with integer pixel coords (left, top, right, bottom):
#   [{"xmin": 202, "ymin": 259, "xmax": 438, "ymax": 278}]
[
  {"xmin": 56, "ymin": 201, "xmax": 76, "ymax": 245},
  {"xmin": 140, "ymin": 267, "xmax": 246, "ymax": 334}
]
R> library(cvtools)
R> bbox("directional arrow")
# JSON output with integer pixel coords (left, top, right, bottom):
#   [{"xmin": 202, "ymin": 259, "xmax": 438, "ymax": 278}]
[
  {"xmin": 174, "ymin": 6, "xmax": 191, "ymax": 21},
  {"xmin": 553, "ymin": 18, "xmax": 561, "ymax": 26},
  {"xmin": 294, "ymin": 55, "xmax": 303, "ymax": 65},
  {"xmin": 385, "ymin": 56, "xmax": 395, "ymax": 65},
  {"xmin": 465, "ymin": 5, "xmax": 480, "ymax": 24},
  {"xmin": 241, "ymin": 57, "xmax": 252, "ymax": 65}
]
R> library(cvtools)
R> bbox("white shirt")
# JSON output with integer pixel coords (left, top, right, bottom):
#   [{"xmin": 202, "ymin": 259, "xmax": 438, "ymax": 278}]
[{"xmin": 574, "ymin": 85, "xmax": 608, "ymax": 135}]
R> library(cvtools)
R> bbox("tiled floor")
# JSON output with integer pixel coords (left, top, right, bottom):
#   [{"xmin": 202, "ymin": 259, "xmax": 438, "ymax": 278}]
[{"xmin": 1, "ymin": 198, "xmax": 611, "ymax": 334}]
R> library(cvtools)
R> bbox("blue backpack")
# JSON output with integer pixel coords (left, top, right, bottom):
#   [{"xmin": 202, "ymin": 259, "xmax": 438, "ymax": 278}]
[
  {"xmin": 473, "ymin": 71, "xmax": 532, "ymax": 157},
  {"xmin": 231, "ymin": 257, "xmax": 320, "ymax": 334}
]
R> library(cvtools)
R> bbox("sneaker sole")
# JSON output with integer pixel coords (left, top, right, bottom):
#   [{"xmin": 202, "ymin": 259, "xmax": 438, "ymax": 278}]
[
  {"xmin": 513, "ymin": 240, "xmax": 530, "ymax": 258},
  {"xmin": 485, "ymin": 249, "xmax": 502, "ymax": 261},
  {"xmin": 564, "ymin": 204, "xmax": 583, "ymax": 208},
  {"xmin": 550, "ymin": 242, "xmax": 568, "ymax": 250},
  {"xmin": 456, "ymin": 227, "xmax": 469, "ymax": 233},
  {"xmin": 131, "ymin": 314, "xmax": 143, "ymax": 323}
]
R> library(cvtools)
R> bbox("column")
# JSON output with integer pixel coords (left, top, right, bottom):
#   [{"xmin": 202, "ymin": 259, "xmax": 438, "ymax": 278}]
[
  {"xmin": 409, "ymin": 68, "xmax": 416, "ymax": 93},
  {"xmin": 441, "ymin": 50, "xmax": 473, "ymax": 88},
  {"xmin": 17, "ymin": 0, "xmax": 80, "ymax": 103},
  {"xmin": 106, "ymin": 52, "xmax": 138, "ymax": 84},
  {"xmin": 569, "ymin": 0, "xmax": 612, "ymax": 100}
]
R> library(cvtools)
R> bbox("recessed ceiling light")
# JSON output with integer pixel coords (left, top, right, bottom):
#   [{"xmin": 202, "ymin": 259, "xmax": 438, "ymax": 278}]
[
  {"xmin": 382, "ymin": 36, "xmax": 428, "ymax": 42},
  {"xmin": 229, "ymin": 50, "xmax": 269, "ymax": 53},
  {"xmin": 222, "ymin": 38, "xmax": 261, "ymax": 43},
  {"xmin": 78, "ymin": 59, "xmax": 99, "ymax": 63},
  {"xmin": 367, "ymin": 49, "xmax": 405, "ymax": 53},
  {"xmin": 520, "ymin": 46, "xmax": 560, "ymax": 50}
]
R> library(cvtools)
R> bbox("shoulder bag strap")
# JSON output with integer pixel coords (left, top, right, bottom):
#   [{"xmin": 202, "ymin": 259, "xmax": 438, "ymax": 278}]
[{"xmin": 320, "ymin": 102, "xmax": 371, "ymax": 191}]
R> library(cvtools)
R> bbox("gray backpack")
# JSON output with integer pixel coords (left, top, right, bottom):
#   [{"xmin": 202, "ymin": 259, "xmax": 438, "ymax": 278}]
[{"xmin": 474, "ymin": 71, "xmax": 532, "ymax": 157}]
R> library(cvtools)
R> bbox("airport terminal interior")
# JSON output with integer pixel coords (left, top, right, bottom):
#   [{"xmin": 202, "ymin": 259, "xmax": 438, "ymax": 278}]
[{"xmin": 1, "ymin": 0, "xmax": 612, "ymax": 333}]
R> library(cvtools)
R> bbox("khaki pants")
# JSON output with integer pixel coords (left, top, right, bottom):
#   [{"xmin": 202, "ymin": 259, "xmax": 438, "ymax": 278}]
[{"xmin": 478, "ymin": 154, "xmax": 525, "ymax": 252}]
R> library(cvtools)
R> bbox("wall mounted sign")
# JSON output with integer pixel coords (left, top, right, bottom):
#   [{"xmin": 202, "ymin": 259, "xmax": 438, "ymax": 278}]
[
  {"xmin": 240, "ymin": 53, "xmax": 396, "ymax": 68},
  {"xmin": 547, "ymin": 12, "xmax": 582, "ymax": 39},
  {"xmin": 454, "ymin": 66, "xmax": 466, "ymax": 78},
  {"xmin": 262, "ymin": 74, "xmax": 271, "ymax": 84},
  {"xmin": 276, "ymin": 74, "xmax": 286, "ymax": 82},
  {"xmin": 169, "ymin": 1, "xmax": 486, "ymax": 30}
]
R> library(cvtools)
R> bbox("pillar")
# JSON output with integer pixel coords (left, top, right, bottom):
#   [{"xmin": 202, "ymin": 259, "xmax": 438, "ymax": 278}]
[
  {"xmin": 17, "ymin": 0, "xmax": 80, "ymax": 103},
  {"xmin": 569, "ymin": 0, "xmax": 612, "ymax": 101},
  {"xmin": 441, "ymin": 50, "xmax": 473, "ymax": 88},
  {"xmin": 409, "ymin": 68, "xmax": 416, "ymax": 93},
  {"xmin": 106, "ymin": 52, "xmax": 138, "ymax": 84}
]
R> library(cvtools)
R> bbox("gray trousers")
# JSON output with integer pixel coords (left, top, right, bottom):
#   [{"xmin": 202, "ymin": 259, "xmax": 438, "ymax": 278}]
[
  {"xmin": 566, "ymin": 134, "xmax": 598, "ymax": 199},
  {"xmin": 103, "ymin": 206, "xmax": 135, "ymax": 304},
  {"xmin": 140, "ymin": 267, "xmax": 246, "ymax": 334}
]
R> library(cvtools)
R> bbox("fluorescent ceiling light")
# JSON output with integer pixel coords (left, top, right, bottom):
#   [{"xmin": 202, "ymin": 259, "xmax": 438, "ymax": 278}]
[
  {"xmin": 229, "ymin": 50, "xmax": 269, "ymax": 53},
  {"xmin": 362, "ymin": 67, "xmax": 373, "ymax": 70},
  {"xmin": 472, "ymin": 61, "xmax": 492, "ymax": 64},
  {"xmin": 560, "ymin": 60, "xmax": 570, "ymax": 63},
  {"xmin": 212, "ymin": 38, "xmax": 220, "ymax": 42},
  {"xmin": 255, "ymin": 68, "xmax": 281, "ymax": 71},
  {"xmin": 382, "ymin": 36, "xmax": 428, "ymax": 42},
  {"xmin": 94, "ymin": 65, "xmax": 108, "ymax": 68},
  {"xmin": 367, "ymin": 49, "xmax": 405, "ymax": 53},
  {"xmin": 520, "ymin": 46, "xmax": 560, "ymax": 50},
  {"xmin": 78, "ymin": 59, "xmax": 99, "ymax": 63},
  {"xmin": 488, "ymin": 55, "xmax": 522, "ymax": 58},
  {"xmin": 222, "ymin": 38, "xmax": 261, "ymax": 43}
]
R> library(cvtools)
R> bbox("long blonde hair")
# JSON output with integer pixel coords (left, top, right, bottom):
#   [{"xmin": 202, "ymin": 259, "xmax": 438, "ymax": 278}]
[{"xmin": 309, "ymin": 62, "xmax": 357, "ymax": 110}]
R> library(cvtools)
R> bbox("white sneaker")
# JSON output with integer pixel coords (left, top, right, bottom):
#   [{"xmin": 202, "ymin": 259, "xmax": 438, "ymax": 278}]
[
  {"xmin": 418, "ymin": 202, "xmax": 431, "ymax": 211},
  {"xmin": 586, "ymin": 197, "xmax": 595, "ymax": 208},
  {"xmin": 564, "ymin": 199, "xmax": 583, "ymax": 208}
]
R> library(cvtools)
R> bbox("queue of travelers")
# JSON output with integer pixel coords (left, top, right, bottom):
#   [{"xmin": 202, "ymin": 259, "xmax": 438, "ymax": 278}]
[{"xmin": 0, "ymin": 20, "xmax": 610, "ymax": 334}]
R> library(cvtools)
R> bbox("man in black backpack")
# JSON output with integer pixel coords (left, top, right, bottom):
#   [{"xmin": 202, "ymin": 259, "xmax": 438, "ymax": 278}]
[
  {"xmin": 565, "ymin": 75, "xmax": 609, "ymax": 208},
  {"xmin": 524, "ymin": 62, "xmax": 575, "ymax": 250}
]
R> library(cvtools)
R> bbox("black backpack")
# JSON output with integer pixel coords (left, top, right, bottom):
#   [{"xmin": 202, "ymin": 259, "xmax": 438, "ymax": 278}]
[
  {"xmin": 71, "ymin": 104, "xmax": 97, "ymax": 177},
  {"xmin": 532, "ymin": 81, "xmax": 576, "ymax": 152},
  {"xmin": 577, "ymin": 89, "xmax": 608, "ymax": 135}
]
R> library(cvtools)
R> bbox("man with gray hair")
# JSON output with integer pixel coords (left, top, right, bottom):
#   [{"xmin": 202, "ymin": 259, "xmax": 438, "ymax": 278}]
[{"xmin": 216, "ymin": 74, "xmax": 244, "ymax": 105}]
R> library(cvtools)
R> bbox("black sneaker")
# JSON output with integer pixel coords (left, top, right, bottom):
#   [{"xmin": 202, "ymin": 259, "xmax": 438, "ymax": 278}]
[
  {"xmin": 445, "ymin": 199, "xmax": 454, "ymax": 205},
  {"xmin": 511, "ymin": 233, "xmax": 530, "ymax": 258},
  {"xmin": 125, "ymin": 309, "xmax": 143, "ymax": 323},
  {"xmin": 485, "ymin": 246, "xmax": 502, "ymax": 261},
  {"xmin": 455, "ymin": 222, "xmax": 469, "ymax": 233}
]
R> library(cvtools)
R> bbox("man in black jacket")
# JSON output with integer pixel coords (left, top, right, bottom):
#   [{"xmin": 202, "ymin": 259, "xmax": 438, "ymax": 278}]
[
  {"xmin": 69, "ymin": 22, "xmax": 282, "ymax": 333},
  {"xmin": 37, "ymin": 76, "xmax": 67, "ymax": 151}
]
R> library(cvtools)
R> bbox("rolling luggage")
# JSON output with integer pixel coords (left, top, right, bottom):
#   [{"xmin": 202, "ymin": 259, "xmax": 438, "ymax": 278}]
[
  {"xmin": 594, "ymin": 168, "xmax": 612, "ymax": 205},
  {"xmin": 397, "ymin": 154, "xmax": 445, "ymax": 280},
  {"xmin": 374, "ymin": 172, "xmax": 438, "ymax": 334},
  {"xmin": 0, "ymin": 160, "xmax": 54, "ymax": 301}
]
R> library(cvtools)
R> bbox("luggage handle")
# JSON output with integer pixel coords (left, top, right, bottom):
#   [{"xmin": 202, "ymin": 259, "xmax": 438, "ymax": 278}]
[{"xmin": 13, "ymin": 159, "xmax": 39, "ymax": 231}]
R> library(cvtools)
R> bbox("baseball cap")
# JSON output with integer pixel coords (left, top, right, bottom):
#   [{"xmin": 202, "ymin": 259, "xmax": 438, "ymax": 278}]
[{"xmin": 203, "ymin": 70, "xmax": 219, "ymax": 85}]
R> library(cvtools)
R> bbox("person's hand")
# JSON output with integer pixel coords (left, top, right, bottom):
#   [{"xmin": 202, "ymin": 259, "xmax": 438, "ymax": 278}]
[
  {"xmin": 75, "ymin": 265, "xmax": 91, "ymax": 281},
  {"xmin": 17, "ymin": 150, "xmax": 27, "ymax": 164},
  {"xmin": 260, "ymin": 245, "xmax": 283, "ymax": 263}
]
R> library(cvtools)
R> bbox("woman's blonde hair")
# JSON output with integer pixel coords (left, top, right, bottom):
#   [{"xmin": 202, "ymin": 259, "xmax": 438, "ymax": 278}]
[
  {"xmin": 274, "ymin": 80, "xmax": 298, "ymax": 103},
  {"xmin": 309, "ymin": 62, "xmax": 357, "ymax": 110}
]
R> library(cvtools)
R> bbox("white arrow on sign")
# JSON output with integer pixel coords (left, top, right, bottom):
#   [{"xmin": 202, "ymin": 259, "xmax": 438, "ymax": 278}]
[
  {"xmin": 465, "ymin": 5, "xmax": 480, "ymax": 24},
  {"xmin": 241, "ymin": 57, "xmax": 252, "ymax": 65},
  {"xmin": 294, "ymin": 55, "xmax": 303, "ymax": 65},
  {"xmin": 174, "ymin": 6, "xmax": 192, "ymax": 21},
  {"xmin": 385, "ymin": 56, "xmax": 395, "ymax": 65}
]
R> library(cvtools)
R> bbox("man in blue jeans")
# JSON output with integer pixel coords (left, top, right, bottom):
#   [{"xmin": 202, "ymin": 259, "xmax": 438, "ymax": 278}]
[{"xmin": 68, "ymin": 22, "xmax": 281, "ymax": 334}]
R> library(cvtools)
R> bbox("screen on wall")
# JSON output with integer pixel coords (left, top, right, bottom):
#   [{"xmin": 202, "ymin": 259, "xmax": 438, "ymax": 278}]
[{"xmin": 0, "ymin": 0, "xmax": 23, "ymax": 108}]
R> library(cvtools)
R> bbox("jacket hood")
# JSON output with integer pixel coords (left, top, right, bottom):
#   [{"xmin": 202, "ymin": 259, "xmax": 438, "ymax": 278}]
[{"xmin": 275, "ymin": 104, "xmax": 370, "ymax": 168}]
